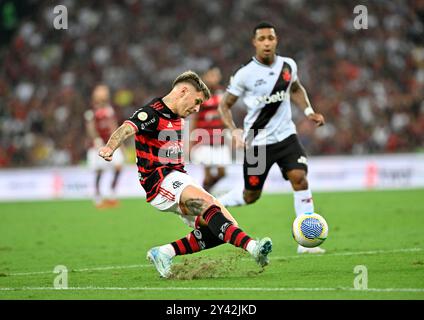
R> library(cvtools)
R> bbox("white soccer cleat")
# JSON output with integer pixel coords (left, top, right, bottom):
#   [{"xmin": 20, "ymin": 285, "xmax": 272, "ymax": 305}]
[
  {"xmin": 252, "ymin": 237, "xmax": 273, "ymax": 267},
  {"xmin": 146, "ymin": 247, "xmax": 173, "ymax": 278},
  {"xmin": 297, "ymin": 245, "xmax": 326, "ymax": 254}
]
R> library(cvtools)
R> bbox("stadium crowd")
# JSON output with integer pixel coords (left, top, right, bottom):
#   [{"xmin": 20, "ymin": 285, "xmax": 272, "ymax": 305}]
[{"xmin": 0, "ymin": 0, "xmax": 423, "ymax": 167}]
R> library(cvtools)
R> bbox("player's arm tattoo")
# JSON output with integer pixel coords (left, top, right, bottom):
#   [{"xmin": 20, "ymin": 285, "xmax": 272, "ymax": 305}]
[
  {"xmin": 218, "ymin": 92, "xmax": 239, "ymax": 130},
  {"xmin": 184, "ymin": 198, "xmax": 210, "ymax": 216},
  {"xmin": 105, "ymin": 123, "xmax": 135, "ymax": 151}
]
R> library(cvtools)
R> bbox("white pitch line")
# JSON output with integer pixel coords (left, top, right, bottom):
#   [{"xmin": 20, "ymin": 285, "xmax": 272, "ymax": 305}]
[
  {"xmin": 276, "ymin": 247, "xmax": 423, "ymax": 260},
  {"xmin": 0, "ymin": 286, "xmax": 424, "ymax": 293},
  {"xmin": 4, "ymin": 247, "xmax": 423, "ymax": 277},
  {"xmin": 6, "ymin": 264, "xmax": 150, "ymax": 276}
]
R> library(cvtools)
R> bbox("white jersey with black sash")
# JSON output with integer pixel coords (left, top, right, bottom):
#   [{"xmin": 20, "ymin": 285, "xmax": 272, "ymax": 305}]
[{"xmin": 227, "ymin": 55, "xmax": 298, "ymax": 146}]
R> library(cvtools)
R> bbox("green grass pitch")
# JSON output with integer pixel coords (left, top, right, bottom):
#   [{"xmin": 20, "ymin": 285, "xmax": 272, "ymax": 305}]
[{"xmin": 0, "ymin": 189, "xmax": 423, "ymax": 300}]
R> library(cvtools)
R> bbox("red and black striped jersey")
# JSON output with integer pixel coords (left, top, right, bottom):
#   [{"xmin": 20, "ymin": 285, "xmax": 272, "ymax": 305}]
[
  {"xmin": 124, "ymin": 98, "xmax": 186, "ymax": 202},
  {"xmin": 193, "ymin": 91, "xmax": 225, "ymax": 145}
]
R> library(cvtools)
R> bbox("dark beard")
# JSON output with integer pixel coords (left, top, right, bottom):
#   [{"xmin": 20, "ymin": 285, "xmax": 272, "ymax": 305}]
[
  {"xmin": 260, "ymin": 54, "xmax": 274, "ymax": 65},
  {"xmin": 262, "ymin": 56, "xmax": 271, "ymax": 65}
]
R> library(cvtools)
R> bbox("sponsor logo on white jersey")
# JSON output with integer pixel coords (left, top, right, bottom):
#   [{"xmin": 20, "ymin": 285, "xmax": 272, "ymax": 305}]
[
  {"xmin": 140, "ymin": 117, "xmax": 156, "ymax": 130},
  {"xmin": 255, "ymin": 90, "xmax": 290, "ymax": 106}
]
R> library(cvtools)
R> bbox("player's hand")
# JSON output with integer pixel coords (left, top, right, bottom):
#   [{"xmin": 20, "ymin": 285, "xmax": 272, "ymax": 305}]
[
  {"xmin": 98, "ymin": 146, "xmax": 114, "ymax": 162},
  {"xmin": 231, "ymin": 128, "xmax": 245, "ymax": 149},
  {"xmin": 307, "ymin": 113, "xmax": 325, "ymax": 127}
]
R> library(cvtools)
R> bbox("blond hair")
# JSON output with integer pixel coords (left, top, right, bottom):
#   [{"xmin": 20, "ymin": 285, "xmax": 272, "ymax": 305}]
[{"xmin": 172, "ymin": 70, "xmax": 211, "ymax": 100}]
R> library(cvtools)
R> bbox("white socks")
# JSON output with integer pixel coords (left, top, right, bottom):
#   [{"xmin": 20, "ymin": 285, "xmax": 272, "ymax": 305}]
[
  {"xmin": 294, "ymin": 189, "xmax": 319, "ymax": 251},
  {"xmin": 219, "ymin": 188, "xmax": 314, "ymax": 216},
  {"xmin": 294, "ymin": 189, "xmax": 314, "ymax": 217},
  {"xmin": 159, "ymin": 244, "xmax": 176, "ymax": 258},
  {"xmin": 245, "ymin": 240, "xmax": 257, "ymax": 255},
  {"xmin": 217, "ymin": 188, "xmax": 246, "ymax": 207}
]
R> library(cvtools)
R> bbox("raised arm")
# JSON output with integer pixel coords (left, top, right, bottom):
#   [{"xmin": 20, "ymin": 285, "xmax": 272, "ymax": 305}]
[
  {"xmin": 218, "ymin": 92, "xmax": 245, "ymax": 148},
  {"xmin": 290, "ymin": 79, "xmax": 325, "ymax": 127},
  {"xmin": 98, "ymin": 122, "xmax": 136, "ymax": 161}
]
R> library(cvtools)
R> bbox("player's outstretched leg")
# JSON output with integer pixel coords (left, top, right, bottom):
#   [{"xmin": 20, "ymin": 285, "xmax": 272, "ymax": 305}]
[
  {"xmin": 147, "ymin": 184, "xmax": 272, "ymax": 278},
  {"xmin": 147, "ymin": 226, "xmax": 224, "ymax": 278},
  {"xmin": 147, "ymin": 225, "xmax": 272, "ymax": 277},
  {"xmin": 181, "ymin": 186, "xmax": 273, "ymax": 267}
]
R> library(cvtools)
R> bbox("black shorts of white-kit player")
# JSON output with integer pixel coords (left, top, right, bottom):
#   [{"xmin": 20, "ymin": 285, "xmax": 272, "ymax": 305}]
[{"xmin": 243, "ymin": 134, "xmax": 308, "ymax": 191}]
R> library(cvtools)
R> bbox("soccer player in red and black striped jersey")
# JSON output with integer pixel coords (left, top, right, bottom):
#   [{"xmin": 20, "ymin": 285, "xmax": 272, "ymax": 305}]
[
  {"xmin": 190, "ymin": 67, "xmax": 230, "ymax": 191},
  {"xmin": 98, "ymin": 71, "xmax": 272, "ymax": 278},
  {"xmin": 84, "ymin": 85, "xmax": 124, "ymax": 208}
]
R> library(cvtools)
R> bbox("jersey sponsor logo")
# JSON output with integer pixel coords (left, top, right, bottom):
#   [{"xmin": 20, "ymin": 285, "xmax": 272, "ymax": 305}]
[
  {"xmin": 254, "ymin": 79, "xmax": 267, "ymax": 87},
  {"xmin": 172, "ymin": 181, "xmax": 183, "ymax": 189},
  {"xmin": 140, "ymin": 117, "xmax": 156, "ymax": 130},
  {"xmin": 167, "ymin": 122, "xmax": 173, "ymax": 128},
  {"xmin": 297, "ymin": 156, "xmax": 308, "ymax": 164},
  {"xmin": 255, "ymin": 89, "xmax": 290, "ymax": 106},
  {"xmin": 163, "ymin": 143, "xmax": 183, "ymax": 158},
  {"xmin": 138, "ymin": 112, "xmax": 148, "ymax": 121}
]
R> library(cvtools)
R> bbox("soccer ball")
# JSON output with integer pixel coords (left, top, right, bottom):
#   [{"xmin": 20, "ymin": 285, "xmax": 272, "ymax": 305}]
[{"xmin": 292, "ymin": 213, "xmax": 328, "ymax": 248}]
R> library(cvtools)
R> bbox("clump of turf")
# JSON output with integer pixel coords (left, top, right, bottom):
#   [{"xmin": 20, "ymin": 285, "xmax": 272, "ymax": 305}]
[{"xmin": 169, "ymin": 251, "xmax": 265, "ymax": 280}]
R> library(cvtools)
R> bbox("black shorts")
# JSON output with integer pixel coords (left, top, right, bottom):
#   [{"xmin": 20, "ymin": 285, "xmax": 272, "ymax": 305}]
[{"xmin": 243, "ymin": 134, "xmax": 308, "ymax": 190}]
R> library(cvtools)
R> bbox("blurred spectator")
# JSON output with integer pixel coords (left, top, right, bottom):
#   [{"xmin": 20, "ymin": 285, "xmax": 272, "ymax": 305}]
[{"xmin": 0, "ymin": 0, "xmax": 423, "ymax": 168}]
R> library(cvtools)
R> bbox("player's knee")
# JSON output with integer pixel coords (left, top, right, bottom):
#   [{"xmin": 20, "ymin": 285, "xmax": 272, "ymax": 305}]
[
  {"xmin": 205, "ymin": 194, "xmax": 217, "ymax": 205},
  {"xmin": 292, "ymin": 176, "xmax": 309, "ymax": 191},
  {"xmin": 180, "ymin": 186, "xmax": 217, "ymax": 216},
  {"xmin": 243, "ymin": 191, "xmax": 261, "ymax": 204},
  {"xmin": 197, "ymin": 195, "xmax": 215, "ymax": 212}
]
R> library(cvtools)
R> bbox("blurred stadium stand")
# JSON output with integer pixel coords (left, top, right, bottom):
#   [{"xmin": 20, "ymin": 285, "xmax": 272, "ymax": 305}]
[{"xmin": 0, "ymin": 0, "xmax": 423, "ymax": 168}]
